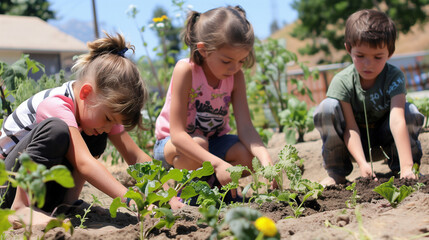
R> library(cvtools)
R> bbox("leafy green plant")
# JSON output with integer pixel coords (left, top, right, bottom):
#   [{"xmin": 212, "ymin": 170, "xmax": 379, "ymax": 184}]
[
  {"xmin": 373, "ymin": 176, "xmax": 414, "ymax": 208},
  {"xmin": 75, "ymin": 194, "xmax": 101, "ymax": 229},
  {"xmin": 279, "ymin": 97, "xmax": 315, "ymax": 144},
  {"xmin": 345, "ymin": 182, "xmax": 360, "ymax": 208},
  {"xmin": 0, "ymin": 153, "xmax": 74, "ymax": 238},
  {"xmin": 197, "ymin": 205, "xmax": 223, "ymax": 239},
  {"xmin": 245, "ymin": 38, "xmax": 318, "ymax": 132},
  {"xmin": 109, "ymin": 160, "xmax": 213, "ymax": 239}
]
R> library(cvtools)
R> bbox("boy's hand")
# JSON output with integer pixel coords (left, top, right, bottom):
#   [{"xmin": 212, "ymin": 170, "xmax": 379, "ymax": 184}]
[
  {"xmin": 359, "ymin": 162, "xmax": 378, "ymax": 181},
  {"xmin": 400, "ymin": 169, "xmax": 416, "ymax": 179}
]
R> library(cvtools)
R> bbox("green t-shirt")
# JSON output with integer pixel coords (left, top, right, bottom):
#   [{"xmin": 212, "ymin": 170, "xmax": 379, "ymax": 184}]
[{"xmin": 326, "ymin": 63, "xmax": 406, "ymax": 125}]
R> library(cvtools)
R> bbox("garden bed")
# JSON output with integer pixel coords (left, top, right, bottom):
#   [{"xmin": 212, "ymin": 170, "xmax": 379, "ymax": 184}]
[{"xmin": 6, "ymin": 130, "xmax": 429, "ymax": 240}]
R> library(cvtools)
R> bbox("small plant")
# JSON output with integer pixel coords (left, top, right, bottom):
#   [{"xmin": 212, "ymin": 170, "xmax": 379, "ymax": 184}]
[
  {"xmin": 279, "ymin": 97, "xmax": 315, "ymax": 144},
  {"xmin": 109, "ymin": 160, "xmax": 213, "ymax": 239},
  {"xmin": 412, "ymin": 163, "xmax": 421, "ymax": 179},
  {"xmin": 373, "ymin": 176, "xmax": 414, "ymax": 208},
  {"xmin": 75, "ymin": 194, "xmax": 101, "ymax": 229},
  {"xmin": 345, "ymin": 182, "xmax": 360, "ymax": 208},
  {"xmin": 0, "ymin": 153, "xmax": 74, "ymax": 238}
]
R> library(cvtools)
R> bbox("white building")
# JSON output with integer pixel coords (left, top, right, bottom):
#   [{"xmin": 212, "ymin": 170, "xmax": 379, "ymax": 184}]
[{"xmin": 0, "ymin": 14, "xmax": 87, "ymax": 79}]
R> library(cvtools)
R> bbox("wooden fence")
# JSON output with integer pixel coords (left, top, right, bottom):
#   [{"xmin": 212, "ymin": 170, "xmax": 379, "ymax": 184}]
[{"xmin": 287, "ymin": 52, "xmax": 429, "ymax": 108}]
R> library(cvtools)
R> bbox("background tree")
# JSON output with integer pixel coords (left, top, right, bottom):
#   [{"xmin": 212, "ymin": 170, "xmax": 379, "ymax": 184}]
[
  {"xmin": 0, "ymin": 0, "xmax": 55, "ymax": 21},
  {"xmin": 291, "ymin": 0, "xmax": 429, "ymax": 63}
]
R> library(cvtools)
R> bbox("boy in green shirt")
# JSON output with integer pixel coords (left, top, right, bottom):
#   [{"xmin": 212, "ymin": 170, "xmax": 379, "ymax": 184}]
[{"xmin": 313, "ymin": 9, "xmax": 424, "ymax": 185}]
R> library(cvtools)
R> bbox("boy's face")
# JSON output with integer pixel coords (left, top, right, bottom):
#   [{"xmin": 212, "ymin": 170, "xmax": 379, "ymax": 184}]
[{"xmin": 348, "ymin": 43, "xmax": 391, "ymax": 83}]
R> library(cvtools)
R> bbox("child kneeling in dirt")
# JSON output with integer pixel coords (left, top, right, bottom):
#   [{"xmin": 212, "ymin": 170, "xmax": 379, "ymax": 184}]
[
  {"xmin": 0, "ymin": 33, "xmax": 153, "ymax": 225},
  {"xmin": 313, "ymin": 9, "xmax": 424, "ymax": 186},
  {"xmin": 153, "ymin": 6, "xmax": 277, "ymax": 203}
]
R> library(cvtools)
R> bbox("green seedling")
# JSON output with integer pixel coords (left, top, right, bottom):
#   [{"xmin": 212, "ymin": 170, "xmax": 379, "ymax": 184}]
[
  {"xmin": 0, "ymin": 153, "xmax": 74, "ymax": 239},
  {"xmin": 197, "ymin": 205, "xmax": 222, "ymax": 240},
  {"xmin": 413, "ymin": 182, "xmax": 425, "ymax": 192},
  {"xmin": 362, "ymin": 98, "xmax": 374, "ymax": 180},
  {"xmin": 109, "ymin": 160, "xmax": 213, "ymax": 239},
  {"xmin": 279, "ymin": 97, "xmax": 315, "ymax": 144},
  {"xmin": 75, "ymin": 194, "xmax": 101, "ymax": 229},
  {"xmin": 373, "ymin": 176, "xmax": 414, "ymax": 208},
  {"xmin": 412, "ymin": 163, "xmax": 421, "ymax": 179},
  {"xmin": 345, "ymin": 182, "xmax": 360, "ymax": 208}
]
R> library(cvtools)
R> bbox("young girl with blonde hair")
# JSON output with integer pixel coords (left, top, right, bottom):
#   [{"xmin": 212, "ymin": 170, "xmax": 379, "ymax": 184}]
[
  {"xmin": 154, "ymin": 6, "xmax": 276, "ymax": 201},
  {"xmin": 0, "ymin": 32, "xmax": 152, "ymax": 224}
]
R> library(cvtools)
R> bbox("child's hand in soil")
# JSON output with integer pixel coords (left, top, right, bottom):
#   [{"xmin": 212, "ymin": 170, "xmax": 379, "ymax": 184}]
[
  {"xmin": 359, "ymin": 162, "xmax": 378, "ymax": 181},
  {"xmin": 400, "ymin": 169, "xmax": 416, "ymax": 179}
]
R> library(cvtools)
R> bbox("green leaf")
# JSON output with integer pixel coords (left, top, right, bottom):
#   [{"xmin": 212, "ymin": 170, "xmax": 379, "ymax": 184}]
[
  {"xmin": 160, "ymin": 168, "xmax": 183, "ymax": 184},
  {"xmin": 31, "ymin": 179, "xmax": 46, "ymax": 208},
  {"xmin": 43, "ymin": 165, "xmax": 75, "ymax": 188},
  {"xmin": 190, "ymin": 161, "xmax": 214, "ymax": 179},
  {"xmin": 153, "ymin": 207, "xmax": 177, "ymax": 228},
  {"xmin": 124, "ymin": 190, "xmax": 145, "ymax": 211},
  {"xmin": 109, "ymin": 197, "xmax": 127, "ymax": 218},
  {"xmin": 44, "ymin": 217, "xmax": 73, "ymax": 234},
  {"xmin": 224, "ymin": 207, "xmax": 262, "ymax": 240},
  {"xmin": 0, "ymin": 160, "xmax": 7, "ymax": 185},
  {"xmin": 20, "ymin": 153, "xmax": 37, "ymax": 172},
  {"xmin": 180, "ymin": 184, "xmax": 198, "ymax": 200},
  {"xmin": 373, "ymin": 176, "xmax": 414, "ymax": 207},
  {"xmin": 226, "ymin": 165, "xmax": 247, "ymax": 183},
  {"xmin": 0, "ymin": 209, "xmax": 15, "ymax": 234},
  {"xmin": 284, "ymin": 128, "xmax": 297, "ymax": 144}
]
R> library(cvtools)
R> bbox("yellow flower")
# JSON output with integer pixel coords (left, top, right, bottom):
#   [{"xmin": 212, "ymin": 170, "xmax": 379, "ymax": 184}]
[
  {"xmin": 152, "ymin": 15, "xmax": 168, "ymax": 23},
  {"xmin": 254, "ymin": 216, "xmax": 277, "ymax": 237}
]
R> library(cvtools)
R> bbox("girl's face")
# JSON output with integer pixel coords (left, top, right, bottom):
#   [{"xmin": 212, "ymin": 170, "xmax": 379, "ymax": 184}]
[
  {"xmin": 348, "ymin": 43, "xmax": 390, "ymax": 83},
  {"xmin": 77, "ymin": 83, "xmax": 123, "ymax": 136},
  {"xmin": 199, "ymin": 44, "xmax": 250, "ymax": 81}
]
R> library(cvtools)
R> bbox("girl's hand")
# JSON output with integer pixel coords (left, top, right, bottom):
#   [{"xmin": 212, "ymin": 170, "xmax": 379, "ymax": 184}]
[
  {"xmin": 169, "ymin": 197, "xmax": 185, "ymax": 210},
  {"xmin": 359, "ymin": 162, "xmax": 378, "ymax": 181},
  {"xmin": 214, "ymin": 162, "xmax": 235, "ymax": 197},
  {"xmin": 270, "ymin": 179, "xmax": 279, "ymax": 190}
]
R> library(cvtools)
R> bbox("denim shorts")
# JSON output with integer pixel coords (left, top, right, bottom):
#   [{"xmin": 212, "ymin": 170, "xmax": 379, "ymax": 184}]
[{"xmin": 153, "ymin": 134, "xmax": 240, "ymax": 169}]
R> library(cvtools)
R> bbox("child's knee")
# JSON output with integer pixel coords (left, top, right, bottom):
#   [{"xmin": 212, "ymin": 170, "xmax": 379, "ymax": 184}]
[
  {"xmin": 37, "ymin": 118, "xmax": 70, "ymax": 149},
  {"xmin": 192, "ymin": 135, "xmax": 209, "ymax": 150}
]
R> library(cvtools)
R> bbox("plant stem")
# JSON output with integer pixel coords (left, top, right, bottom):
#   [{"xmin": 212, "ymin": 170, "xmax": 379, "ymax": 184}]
[{"xmin": 362, "ymin": 97, "xmax": 374, "ymax": 178}]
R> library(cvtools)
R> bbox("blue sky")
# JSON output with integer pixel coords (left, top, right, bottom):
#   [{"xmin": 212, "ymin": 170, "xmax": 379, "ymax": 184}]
[{"xmin": 48, "ymin": 0, "xmax": 297, "ymax": 59}]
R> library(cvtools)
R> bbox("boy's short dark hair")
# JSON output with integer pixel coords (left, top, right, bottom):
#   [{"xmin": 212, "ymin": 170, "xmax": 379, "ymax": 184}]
[{"xmin": 345, "ymin": 9, "xmax": 396, "ymax": 56}]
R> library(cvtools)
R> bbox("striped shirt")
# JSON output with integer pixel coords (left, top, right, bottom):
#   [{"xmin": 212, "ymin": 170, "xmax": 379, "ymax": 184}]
[{"xmin": 0, "ymin": 81, "xmax": 75, "ymax": 158}]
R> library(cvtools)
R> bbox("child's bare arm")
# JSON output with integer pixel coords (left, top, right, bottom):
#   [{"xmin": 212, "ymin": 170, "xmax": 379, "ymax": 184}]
[
  {"xmin": 109, "ymin": 131, "xmax": 152, "ymax": 165},
  {"xmin": 66, "ymin": 127, "xmax": 128, "ymax": 202},
  {"xmin": 231, "ymin": 70, "xmax": 273, "ymax": 167},
  {"xmin": 340, "ymin": 101, "xmax": 374, "ymax": 178},
  {"xmin": 390, "ymin": 94, "xmax": 415, "ymax": 179}
]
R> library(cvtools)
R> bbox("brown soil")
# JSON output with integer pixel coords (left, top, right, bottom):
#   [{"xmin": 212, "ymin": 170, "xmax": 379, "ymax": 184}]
[{"xmin": 5, "ymin": 130, "xmax": 429, "ymax": 240}]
